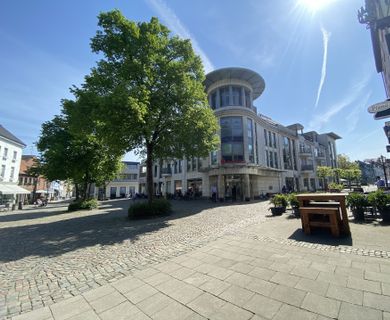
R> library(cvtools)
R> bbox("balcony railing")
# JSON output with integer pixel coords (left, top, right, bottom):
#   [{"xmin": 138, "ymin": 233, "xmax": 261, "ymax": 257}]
[
  {"xmin": 301, "ymin": 164, "xmax": 314, "ymax": 171},
  {"xmin": 316, "ymin": 152, "xmax": 326, "ymax": 158},
  {"xmin": 299, "ymin": 147, "xmax": 312, "ymax": 155},
  {"xmin": 139, "ymin": 172, "xmax": 146, "ymax": 178}
]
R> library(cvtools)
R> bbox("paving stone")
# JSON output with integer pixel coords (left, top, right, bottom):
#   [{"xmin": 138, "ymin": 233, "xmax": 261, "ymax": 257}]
[
  {"xmin": 301, "ymin": 292, "xmax": 341, "ymax": 319},
  {"xmin": 171, "ymin": 267, "xmax": 197, "ymax": 281},
  {"xmin": 347, "ymin": 277, "xmax": 381, "ymax": 294},
  {"xmin": 246, "ymin": 278, "xmax": 276, "ymax": 297},
  {"xmin": 338, "ymin": 302, "xmax": 382, "ymax": 320},
  {"xmin": 382, "ymin": 282, "xmax": 390, "ymax": 296},
  {"xmin": 363, "ymin": 291, "xmax": 390, "ymax": 312},
  {"xmin": 310, "ymin": 262, "xmax": 336, "ymax": 274},
  {"xmin": 11, "ymin": 306, "xmax": 52, "ymax": 320},
  {"xmin": 219, "ymin": 285, "xmax": 255, "ymax": 307},
  {"xmin": 295, "ymin": 278, "xmax": 329, "ymax": 296},
  {"xmin": 154, "ymin": 262, "xmax": 182, "ymax": 274},
  {"xmin": 229, "ymin": 262, "xmax": 255, "ymax": 274},
  {"xmin": 67, "ymin": 310, "xmax": 100, "ymax": 320},
  {"xmin": 166, "ymin": 283, "xmax": 203, "ymax": 305},
  {"xmin": 317, "ymin": 272, "xmax": 348, "ymax": 287},
  {"xmin": 248, "ymin": 267, "xmax": 275, "ymax": 281},
  {"xmin": 224, "ymin": 272, "xmax": 253, "ymax": 288},
  {"xmin": 124, "ymin": 284, "xmax": 158, "ymax": 304},
  {"xmin": 270, "ymin": 272, "xmax": 300, "ymax": 287},
  {"xmin": 136, "ymin": 292, "xmax": 175, "ymax": 316},
  {"xmin": 273, "ymin": 304, "xmax": 316, "ymax": 320},
  {"xmin": 155, "ymin": 278, "xmax": 183, "ymax": 295},
  {"xmin": 151, "ymin": 300, "xmax": 194, "ymax": 320},
  {"xmin": 326, "ymin": 284, "xmax": 363, "ymax": 305},
  {"xmin": 187, "ymin": 293, "xmax": 226, "ymax": 318},
  {"xmin": 384, "ymin": 311, "xmax": 390, "ymax": 320},
  {"xmin": 351, "ymin": 261, "xmax": 380, "ymax": 272},
  {"xmin": 133, "ymin": 268, "xmax": 160, "ymax": 280},
  {"xmin": 112, "ymin": 277, "xmax": 145, "ymax": 294},
  {"xmin": 290, "ymin": 266, "xmax": 319, "ymax": 280},
  {"xmin": 143, "ymin": 273, "xmax": 172, "ymax": 287},
  {"xmin": 183, "ymin": 273, "xmax": 213, "ymax": 288},
  {"xmin": 210, "ymin": 302, "xmax": 253, "ymax": 320},
  {"xmin": 89, "ymin": 291, "xmax": 126, "ymax": 314},
  {"xmin": 50, "ymin": 295, "xmax": 91, "ymax": 320},
  {"xmin": 207, "ymin": 266, "xmax": 234, "ymax": 281},
  {"xmin": 270, "ymin": 284, "xmax": 306, "ymax": 307},
  {"xmin": 365, "ymin": 270, "xmax": 390, "ymax": 284},
  {"xmin": 380, "ymin": 264, "xmax": 390, "ymax": 274},
  {"xmin": 243, "ymin": 293, "xmax": 282, "ymax": 319},
  {"xmin": 199, "ymin": 278, "xmax": 231, "ymax": 296},
  {"xmin": 82, "ymin": 285, "xmax": 116, "ymax": 302},
  {"xmin": 248, "ymin": 258, "xmax": 273, "ymax": 269},
  {"xmin": 335, "ymin": 266, "xmax": 364, "ymax": 279},
  {"xmin": 99, "ymin": 301, "xmax": 146, "ymax": 320}
]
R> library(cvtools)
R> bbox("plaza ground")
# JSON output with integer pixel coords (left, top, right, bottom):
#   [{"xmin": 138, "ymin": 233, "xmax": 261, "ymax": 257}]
[{"xmin": 0, "ymin": 198, "xmax": 390, "ymax": 319}]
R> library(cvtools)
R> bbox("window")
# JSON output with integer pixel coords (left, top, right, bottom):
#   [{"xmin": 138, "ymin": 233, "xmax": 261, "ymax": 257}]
[
  {"xmin": 178, "ymin": 160, "xmax": 182, "ymax": 173},
  {"xmin": 268, "ymin": 132, "xmax": 272, "ymax": 148},
  {"xmin": 210, "ymin": 90, "xmax": 217, "ymax": 109},
  {"xmin": 220, "ymin": 117, "xmax": 244, "ymax": 163},
  {"xmin": 0, "ymin": 165, "xmax": 5, "ymax": 179},
  {"xmin": 187, "ymin": 159, "xmax": 191, "ymax": 171},
  {"xmin": 283, "ymin": 137, "xmax": 293, "ymax": 170},
  {"xmin": 245, "ymin": 89, "xmax": 251, "ymax": 108},
  {"xmin": 264, "ymin": 129, "xmax": 268, "ymax": 146},
  {"xmin": 3, "ymin": 148, "xmax": 8, "ymax": 160},
  {"xmin": 266, "ymin": 150, "xmax": 270, "ymax": 167},
  {"xmin": 211, "ymin": 151, "xmax": 217, "ymax": 165},
  {"xmin": 219, "ymin": 86, "xmax": 230, "ymax": 107},
  {"xmin": 269, "ymin": 151, "xmax": 274, "ymax": 167},
  {"xmin": 197, "ymin": 158, "xmax": 202, "ymax": 169},
  {"xmin": 192, "ymin": 158, "xmax": 196, "ymax": 171},
  {"xmin": 12, "ymin": 151, "xmax": 17, "ymax": 162},
  {"xmin": 154, "ymin": 165, "xmax": 158, "ymax": 177},
  {"xmin": 231, "ymin": 86, "xmax": 242, "ymax": 105},
  {"xmin": 274, "ymin": 152, "xmax": 278, "ymax": 169},
  {"xmin": 247, "ymin": 119, "xmax": 254, "ymax": 163},
  {"xmin": 272, "ymin": 132, "xmax": 276, "ymax": 148}
]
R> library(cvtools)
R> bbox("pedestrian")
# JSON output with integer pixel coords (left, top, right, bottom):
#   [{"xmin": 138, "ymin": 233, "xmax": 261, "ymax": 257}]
[
  {"xmin": 376, "ymin": 176, "xmax": 385, "ymax": 188},
  {"xmin": 211, "ymin": 185, "xmax": 217, "ymax": 202}
]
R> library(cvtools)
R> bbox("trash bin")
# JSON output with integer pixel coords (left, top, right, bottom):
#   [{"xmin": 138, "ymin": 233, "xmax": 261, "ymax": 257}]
[{"xmin": 18, "ymin": 201, "xmax": 23, "ymax": 210}]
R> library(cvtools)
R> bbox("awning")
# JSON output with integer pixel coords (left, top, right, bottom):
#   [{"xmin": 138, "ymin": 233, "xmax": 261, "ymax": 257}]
[{"xmin": 0, "ymin": 183, "xmax": 31, "ymax": 195}]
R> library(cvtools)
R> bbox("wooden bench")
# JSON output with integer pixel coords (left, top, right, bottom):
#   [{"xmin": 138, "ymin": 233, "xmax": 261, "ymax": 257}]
[{"xmin": 299, "ymin": 206, "xmax": 341, "ymax": 237}]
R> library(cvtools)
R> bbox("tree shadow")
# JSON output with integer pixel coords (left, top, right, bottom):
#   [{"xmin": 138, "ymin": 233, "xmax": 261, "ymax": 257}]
[
  {"xmin": 288, "ymin": 228, "xmax": 353, "ymax": 246},
  {"xmin": 0, "ymin": 199, "xmax": 259, "ymax": 263}
]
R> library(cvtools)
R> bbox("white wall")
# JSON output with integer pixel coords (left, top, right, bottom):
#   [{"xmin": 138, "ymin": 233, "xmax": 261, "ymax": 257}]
[{"xmin": 0, "ymin": 137, "xmax": 23, "ymax": 183}]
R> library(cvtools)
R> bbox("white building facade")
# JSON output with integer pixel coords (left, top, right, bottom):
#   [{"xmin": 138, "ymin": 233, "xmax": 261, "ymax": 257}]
[
  {"xmin": 139, "ymin": 67, "xmax": 340, "ymax": 200},
  {"xmin": 0, "ymin": 125, "xmax": 30, "ymax": 206}
]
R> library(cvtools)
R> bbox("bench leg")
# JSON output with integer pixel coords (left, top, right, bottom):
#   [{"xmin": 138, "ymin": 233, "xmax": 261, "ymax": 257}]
[
  {"xmin": 301, "ymin": 213, "xmax": 311, "ymax": 235},
  {"xmin": 329, "ymin": 214, "xmax": 340, "ymax": 237}
]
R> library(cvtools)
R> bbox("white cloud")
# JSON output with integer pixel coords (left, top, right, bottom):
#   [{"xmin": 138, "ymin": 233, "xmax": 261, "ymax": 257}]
[
  {"xmin": 145, "ymin": 0, "xmax": 214, "ymax": 73},
  {"xmin": 345, "ymin": 91, "xmax": 371, "ymax": 133},
  {"xmin": 314, "ymin": 27, "xmax": 331, "ymax": 109},
  {"xmin": 309, "ymin": 74, "xmax": 371, "ymax": 130}
]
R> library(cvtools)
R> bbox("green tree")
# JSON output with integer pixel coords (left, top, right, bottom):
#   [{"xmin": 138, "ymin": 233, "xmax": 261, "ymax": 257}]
[
  {"xmin": 317, "ymin": 166, "xmax": 333, "ymax": 190},
  {"xmin": 336, "ymin": 154, "xmax": 362, "ymax": 189},
  {"xmin": 37, "ymin": 102, "xmax": 122, "ymax": 200},
  {"xmin": 75, "ymin": 11, "xmax": 219, "ymax": 203}
]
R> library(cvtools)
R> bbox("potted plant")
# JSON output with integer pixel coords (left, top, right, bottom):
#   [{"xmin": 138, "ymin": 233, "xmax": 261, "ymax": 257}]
[
  {"xmin": 367, "ymin": 190, "xmax": 390, "ymax": 223},
  {"xmin": 328, "ymin": 182, "xmax": 344, "ymax": 193},
  {"xmin": 346, "ymin": 192, "xmax": 368, "ymax": 221},
  {"xmin": 288, "ymin": 193, "xmax": 300, "ymax": 217},
  {"xmin": 269, "ymin": 194, "xmax": 288, "ymax": 216}
]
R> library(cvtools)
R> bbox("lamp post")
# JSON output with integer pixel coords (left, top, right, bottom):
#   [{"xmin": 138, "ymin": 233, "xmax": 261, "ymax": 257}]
[{"xmin": 379, "ymin": 155, "xmax": 389, "ymax": 188}]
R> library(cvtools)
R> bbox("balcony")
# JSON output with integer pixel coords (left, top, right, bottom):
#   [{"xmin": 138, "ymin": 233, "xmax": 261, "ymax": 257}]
[
  {"xmin": 139, "ymin": 172, "xmax": 146, "ymax": 178},
  {"xmin": 301, "ymin": 164, "xmax": 314, "ymax": 172},
  {"xmin": 161, "ymin": 168, "xmax": 172, "ymax": 176},
  {"xmin": 299, "ymin": 147, "xmax": 312, "ymax": 157},
  {"xmin": 316, "ymin": 152, "xmax": 326, "ymax": 158}
]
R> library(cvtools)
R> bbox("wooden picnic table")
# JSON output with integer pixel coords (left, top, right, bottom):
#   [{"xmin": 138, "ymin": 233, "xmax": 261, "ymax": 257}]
[{"xmin": 297, "ymin": 193, "xmax": 350, "ymax": 236}]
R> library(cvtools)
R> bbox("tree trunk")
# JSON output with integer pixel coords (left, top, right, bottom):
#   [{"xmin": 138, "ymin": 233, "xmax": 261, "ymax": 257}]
[
  {"xmin": 75, "ymin": 184, "xmax": 80, "ymax": 200},
  {"xmin": 146, "ymin": 143, "xmax": 154, "ymax": 204}
]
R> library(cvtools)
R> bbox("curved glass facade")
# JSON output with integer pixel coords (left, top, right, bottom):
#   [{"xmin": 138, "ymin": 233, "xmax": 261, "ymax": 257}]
[
  {"xmin": 220, "ymin": 117, "xmax": 244, "ymax": 163},
  {"xmin": 209, "ymin": 85, "xmax": 252, "ymax": 109}
]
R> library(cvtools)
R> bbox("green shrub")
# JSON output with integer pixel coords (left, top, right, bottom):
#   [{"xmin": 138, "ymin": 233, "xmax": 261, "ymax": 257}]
[
  {"xmin": 367, "ymin": 190, "xmax": 389, "ymax": 211},
  {"xmin": 128, "ymin": 198, "xmax": 171, "ymax": 219},
  {"xmin": 328, "ymin": 182, "xmax": 344, "ymax": 192},
  {"xmin": 288, "ymin": 193, "xmax": 299, "ymax": 208},
  {"xmin": 68, "ymin": 199, "xmax": 99, "ymax": 212},
  {"xmin": 346, "ymin": 192, "xmax": 368, "ymax": 210},
  {"xmin": 270, "ymin": 194, "xmax": 288, "ymax": 207}
]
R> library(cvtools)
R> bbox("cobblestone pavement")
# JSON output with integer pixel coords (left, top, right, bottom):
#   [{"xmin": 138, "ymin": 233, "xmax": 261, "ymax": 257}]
[{"xmin": 0, "ymin": 199, "xmax": 270, "ymax": 319}]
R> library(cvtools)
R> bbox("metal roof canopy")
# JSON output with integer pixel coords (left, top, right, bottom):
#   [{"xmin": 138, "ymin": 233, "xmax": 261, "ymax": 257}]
[{"xmin": 204, "ymin": 67, "xmax": 265, "ymax": 99}]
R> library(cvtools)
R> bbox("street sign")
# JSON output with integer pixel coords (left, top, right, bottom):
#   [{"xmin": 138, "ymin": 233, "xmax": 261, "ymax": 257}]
[
  {"xmin": 375, "ymin": 108, "xmax": 390, "ymax": 120},
  {"xmin": 387, "ymin": 145, "xmax": 390, "ymax": 152},
  {"xmin": 384, "ymin": 126, "xmax": 390, "ymax": 144},
  {"xmin": 368, "ymin": 100, "xmax": 390, "ymax": 113},
  {"xmin": 386, "ymin": 121, "xmax": 390, "ymax": 126}
]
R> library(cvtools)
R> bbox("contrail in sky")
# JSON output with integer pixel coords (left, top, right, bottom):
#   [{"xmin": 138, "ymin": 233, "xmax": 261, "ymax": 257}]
[
  {"xmin": 314, "ymin": 26, "xmax": 331, "ymax": 109},
  {"xmin": 145, "ymin": 0, "xmax": 214, "ymax": 73}
]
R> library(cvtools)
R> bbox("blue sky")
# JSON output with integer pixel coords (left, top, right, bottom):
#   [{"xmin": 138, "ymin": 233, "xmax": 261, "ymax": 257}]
[{"xmin": 0, "ymin": 0, "xmax": 386, "ymax": 161}]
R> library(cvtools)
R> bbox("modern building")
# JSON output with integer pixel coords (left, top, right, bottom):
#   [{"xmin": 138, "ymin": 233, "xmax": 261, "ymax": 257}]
[
  {"xmin": 0, "ymin": 125, "xmax": 30, "ymax": 207},
  {"xmin": 139, "ymin": 67, "xmax": 341, "ymax": 200},
  {"xmin": 98, "ymin": 161, "xmax": 139, "ymax": 199}
]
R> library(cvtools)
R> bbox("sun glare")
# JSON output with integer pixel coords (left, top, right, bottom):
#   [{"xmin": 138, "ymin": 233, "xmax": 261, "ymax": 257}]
[{"xmin": 298, "ymin": 0, "xmax": 337, "ymax": 13}]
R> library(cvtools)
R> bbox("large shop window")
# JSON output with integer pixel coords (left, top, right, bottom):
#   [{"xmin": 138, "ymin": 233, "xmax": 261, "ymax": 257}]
[
  {"xmin": 220, "ymin": 117, "xmax": 244, "ymax": 163},
  {"xmin": 220, "ymin": 86, "xmax": 230, "ymax": 107}
]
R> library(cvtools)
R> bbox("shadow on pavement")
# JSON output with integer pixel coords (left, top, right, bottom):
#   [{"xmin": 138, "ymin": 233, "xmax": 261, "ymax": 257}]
[
  {"xmin": 288, "ymin": 228, "xmax": 353, "ymax": 246},
  {"xmin": 0, "ymin": 199, "xmax": 263, "ymax": 263}
]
